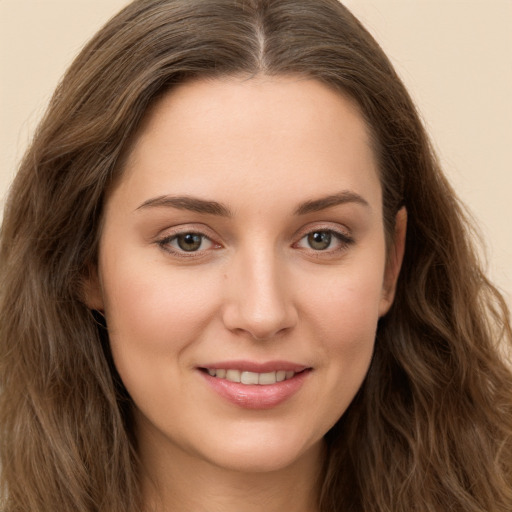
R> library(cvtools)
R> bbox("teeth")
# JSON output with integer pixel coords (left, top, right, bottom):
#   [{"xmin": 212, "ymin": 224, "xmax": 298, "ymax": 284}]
[
  {"xmin": 241, "ymin": 371, "xmax": 259, "ymax": 385},
  {"xmin": 226, "ymin": 369, "xmax": 241, "ymax": 383},
  {"xmin": 276, "ymin": 370, "xmax": 286, "ymax": 382},
  {"xmin": 205, "ymin": 368, "xmax": 299, "ymax": 385},
  {"xmin": 258, "ymin": 371, "xmax": 277, "ymax": 385}
]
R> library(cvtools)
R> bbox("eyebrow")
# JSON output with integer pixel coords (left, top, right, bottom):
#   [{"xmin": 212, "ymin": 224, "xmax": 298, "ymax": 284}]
[
  {"xmin": 136, "ymin": 195, "xmax": 233, "ymax": 216},
  {"xmin": 294, "ymin": 191, "xmax": 370, "ymax": 215},
  {"xmin": 135, "ymin": 190, "xmax": 370, "ymax": 216}
]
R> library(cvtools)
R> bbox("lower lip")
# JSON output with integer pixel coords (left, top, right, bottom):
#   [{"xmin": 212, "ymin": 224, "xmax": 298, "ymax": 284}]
[{"xmin": 200, "ymin": 370, "xmax": 311, "ymax": 409}]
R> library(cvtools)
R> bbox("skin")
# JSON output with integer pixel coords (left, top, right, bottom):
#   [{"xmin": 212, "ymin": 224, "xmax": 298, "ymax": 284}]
[{"xmin": 86, "ymin": 75, "xmax": 406, "ymax": 512}]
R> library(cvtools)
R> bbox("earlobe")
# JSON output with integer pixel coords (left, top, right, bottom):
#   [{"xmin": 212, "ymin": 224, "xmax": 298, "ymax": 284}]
[
  {"xmin": 82, "ymin": 265, "xmax": 105, "ymax": 312},
  {"xmin": 379, "ymin": 207, "xmax": 407, "ymax": 316}
]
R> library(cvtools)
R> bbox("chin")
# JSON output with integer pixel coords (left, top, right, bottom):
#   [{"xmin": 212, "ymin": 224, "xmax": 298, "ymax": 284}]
[{"xmin": 195, "ymin": 430, "xmax": 325, "ymax": 475}]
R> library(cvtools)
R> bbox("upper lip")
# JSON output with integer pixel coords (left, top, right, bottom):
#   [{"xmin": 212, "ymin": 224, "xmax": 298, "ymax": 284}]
[{"xmin": 197, "ymin": 360, "xmax": 310, "ymax": 373}]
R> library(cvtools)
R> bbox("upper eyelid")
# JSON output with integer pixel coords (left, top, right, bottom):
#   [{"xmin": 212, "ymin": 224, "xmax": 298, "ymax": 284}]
[
  {"xmin": 293, "ymin": 222, "xmax": 353, "ymax": 240},
  {"xmin": 155, "ymin": 223, "xmax": 219, "ymax": 240}
]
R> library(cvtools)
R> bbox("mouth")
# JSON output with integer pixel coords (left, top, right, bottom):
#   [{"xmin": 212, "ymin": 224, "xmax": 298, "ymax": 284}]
[
  {"xmin": 200, "ymin": 368, "xmax": 303, "ymax": 385},
  {"xmin": 198, "ymin": 363, "xmax": 312, "ymax": 409}
]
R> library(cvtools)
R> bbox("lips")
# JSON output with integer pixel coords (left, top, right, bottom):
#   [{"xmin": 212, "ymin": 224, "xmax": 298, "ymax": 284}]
[{"xmin": 198, "ymin": 361, "xmax": 311, "ymax": 409}]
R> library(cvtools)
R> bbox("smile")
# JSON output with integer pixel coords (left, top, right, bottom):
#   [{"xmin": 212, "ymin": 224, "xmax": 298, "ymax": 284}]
[
  {"xmin": 204, "ymin": 368, "xmax": 297, "ymax": 385},
  {"xmin": 199, "ymin": 363, "xmax": 311, "ymax": 409}
]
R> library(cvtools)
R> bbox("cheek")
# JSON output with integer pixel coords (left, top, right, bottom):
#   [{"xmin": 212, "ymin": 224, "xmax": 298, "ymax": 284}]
[
  {"xmin": 99, "ymin": 253, "xmax": 224, "ymax": 372},
  {"xmin": 302, "ymin": 254, "xmax": 385, "ymax": 341},
  {"xmin": 298, "ymin": 258, "xmax": 385, "ymax": 418},
  {"xmin": 99, "ymin": 256, "xmax": 229, "ymax": 422},
  {"xmin": 317, "ymin": 276, "xmax": 380, "ymax": 374}
]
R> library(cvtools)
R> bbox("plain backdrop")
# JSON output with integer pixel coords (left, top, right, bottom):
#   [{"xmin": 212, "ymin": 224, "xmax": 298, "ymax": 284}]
[{"xmin": 1, "ymin": 0, "xmax": 511, "ymax": 305}]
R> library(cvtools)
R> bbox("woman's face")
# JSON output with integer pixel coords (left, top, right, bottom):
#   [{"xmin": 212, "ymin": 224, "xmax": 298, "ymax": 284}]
[{"xmin": 86, "ymin": 76, "xmax": 404, "ymax": 475}]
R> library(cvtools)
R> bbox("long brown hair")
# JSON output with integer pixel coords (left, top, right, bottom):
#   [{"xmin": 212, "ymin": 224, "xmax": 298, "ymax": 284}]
[{"xmin": 1, "ymin": 1, "xmax": 511, "ymax": 510}]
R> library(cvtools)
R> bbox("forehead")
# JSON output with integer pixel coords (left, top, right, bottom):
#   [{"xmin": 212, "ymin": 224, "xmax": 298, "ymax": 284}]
[{"xmin": 113, "ymin": 75, "xmax": 381, "ymax": 213}]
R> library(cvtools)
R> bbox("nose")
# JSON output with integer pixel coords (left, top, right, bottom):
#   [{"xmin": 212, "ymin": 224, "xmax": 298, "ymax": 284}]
[{"xmin": 221, "ymin": 246, "xmax": 298, "ymax": 340}]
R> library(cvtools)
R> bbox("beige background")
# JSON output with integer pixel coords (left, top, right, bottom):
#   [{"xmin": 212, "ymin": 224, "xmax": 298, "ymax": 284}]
[{"xmin": 1, "ymin": 0, "xmax": 511, "ymax": 304}]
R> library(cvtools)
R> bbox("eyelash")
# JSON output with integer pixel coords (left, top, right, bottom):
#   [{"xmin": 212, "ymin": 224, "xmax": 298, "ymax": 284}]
[{"xmin": 156, "ymin": 227, "xmax": 354, "ymax": 258}]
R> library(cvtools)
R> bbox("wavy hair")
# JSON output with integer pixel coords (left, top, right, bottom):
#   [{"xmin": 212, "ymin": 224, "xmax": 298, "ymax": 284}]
[{"xmin": 1, "ymin": 1, "xmax": 511, "ymax": 510}]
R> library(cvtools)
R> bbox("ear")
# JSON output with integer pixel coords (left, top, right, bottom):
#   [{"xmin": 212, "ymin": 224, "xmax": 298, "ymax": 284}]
[
  {"xmin": 379, "ymin": 207, "xmax": 407, "ymax": 316},
  {"xmin": 82, "ymin": 265, "xmax": 105, "ymax": 312}
]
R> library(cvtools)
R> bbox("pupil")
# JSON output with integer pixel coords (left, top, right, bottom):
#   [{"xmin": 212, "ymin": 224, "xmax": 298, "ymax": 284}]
[
  {"xmin": 178, "ymin": 233, "xmax": 202, "ymax": 251},
  {"xmin": 308, "ymin": 231, "xmax": 331, "ymax": 250}
]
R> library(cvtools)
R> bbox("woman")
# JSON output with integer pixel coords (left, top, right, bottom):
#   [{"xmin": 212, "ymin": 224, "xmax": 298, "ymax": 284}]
[{"xmin": 0, "ymin": 1, "xmax": 511, "ymax": 511}]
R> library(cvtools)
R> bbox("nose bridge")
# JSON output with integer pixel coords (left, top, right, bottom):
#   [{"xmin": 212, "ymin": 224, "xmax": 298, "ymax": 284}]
[{"xmin": 222, "ymin": 240, "xmax": 296, "ymax": 339}]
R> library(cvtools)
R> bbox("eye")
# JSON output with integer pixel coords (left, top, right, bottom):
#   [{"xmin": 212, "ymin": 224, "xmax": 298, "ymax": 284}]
[
  {"xmin": 157, "ymin": 231, "xmax": 216, "ymax": 255},
  {"xmin": 295, "ymin": 229, "xmax": 353, "ymax": 253}
]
